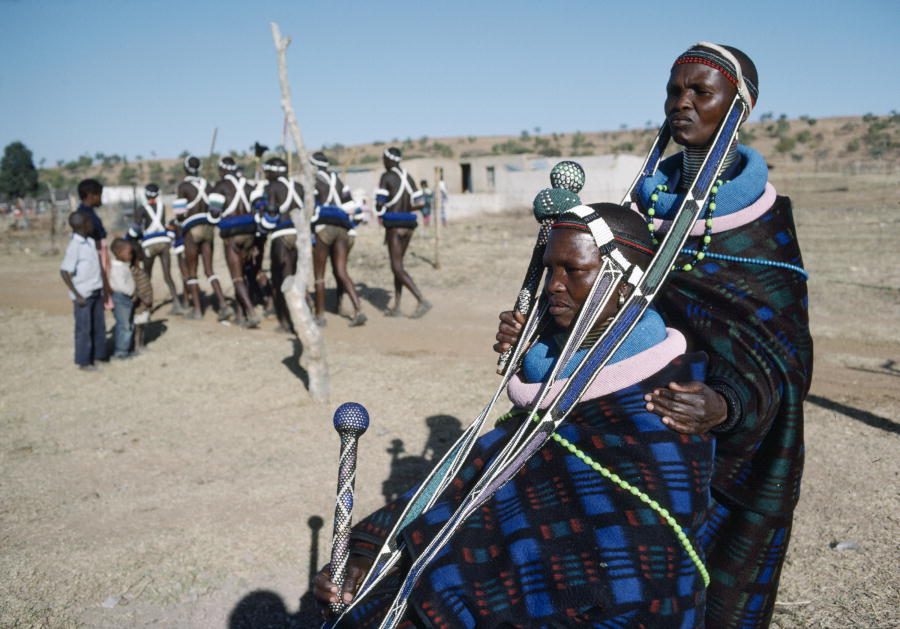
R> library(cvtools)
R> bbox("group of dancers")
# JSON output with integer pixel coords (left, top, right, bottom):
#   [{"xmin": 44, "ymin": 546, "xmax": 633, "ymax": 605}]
[{"xmin": 128, "ymin": 147, "xmax": 432, "ymax": 331}]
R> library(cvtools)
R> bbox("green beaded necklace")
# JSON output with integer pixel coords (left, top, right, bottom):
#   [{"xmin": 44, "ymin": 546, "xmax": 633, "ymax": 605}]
[{"xmin": 643, "ymin": 179, "xmax": 725, "ymax": 273}]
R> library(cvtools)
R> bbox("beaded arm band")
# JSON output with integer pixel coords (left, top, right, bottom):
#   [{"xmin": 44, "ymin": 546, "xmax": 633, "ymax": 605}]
[
  {"xmin": 496, "ymin": 410, "xmax": 711, "ymax": 587},
  {"xmin": 707, "ymin": 380, "xmax": 744, "ymax": 434}
]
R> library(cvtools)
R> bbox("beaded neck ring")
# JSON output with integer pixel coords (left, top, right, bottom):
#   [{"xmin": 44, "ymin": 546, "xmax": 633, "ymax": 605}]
[{"xmin": 643, "ymin": 179, "xmax": 725, "ymax": 272}]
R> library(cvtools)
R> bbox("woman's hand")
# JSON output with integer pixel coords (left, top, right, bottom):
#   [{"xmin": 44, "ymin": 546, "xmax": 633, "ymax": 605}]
[
  {"xmin": 493, "ymin": 310, "xmax": 525, "ymax": 354},
  {"xmin": 644, "ymin": 381, "xmax": 728, "ymax": 434},
  {"xmin": 313, "ymin": 555, "xmax": 373, "ymax": 615}
]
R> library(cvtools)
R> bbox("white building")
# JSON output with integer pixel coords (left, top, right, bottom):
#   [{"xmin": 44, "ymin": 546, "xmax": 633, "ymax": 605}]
[{"xmin": 339, "ymin": 153, "xmax": 644, "ymax": 220}]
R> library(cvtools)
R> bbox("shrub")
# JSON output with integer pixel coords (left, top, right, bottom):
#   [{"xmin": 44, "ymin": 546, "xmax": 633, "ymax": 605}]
[
  {"xmin": 118, "ymin": 166, "xmax": 138, "ymax": 185},
  {"xmin": 492, "ymin": 141, "xmax": 530, "ymax": 155},
  {"xmin": 431, "ymin": 142, "xmax": 454, "ymax": 158},
  {"xmin": 775, "ymin": 137, "xmax": 796, "ymax": 154}
]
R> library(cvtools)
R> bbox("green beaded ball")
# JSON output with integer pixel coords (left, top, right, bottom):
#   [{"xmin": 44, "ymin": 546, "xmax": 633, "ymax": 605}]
[
  {"xmin": 532, "ymin": 187, "xmax": 581, "ymax": 222},
  {"xmin": 550, "ymin": 160, "xmax": 585, "ymax": 194}
]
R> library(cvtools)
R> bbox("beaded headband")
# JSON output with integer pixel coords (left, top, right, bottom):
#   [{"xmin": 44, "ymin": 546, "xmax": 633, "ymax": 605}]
[
  {"xmin": 674, "ymin": 42, "xmax": 757, "ymax": 109},
  {"xmin": 551, "ymin": 215, "xmax": 654, "ymax": 257},
  {"xmin": 218, "ymin": 159, "xmax": 238, "ymax": 171},
  {"xmin": 263, "ymin": 161, "xmax": 288, "ymax": 173},
  {"xmin": 208, "ymin": 192, "xmax": 225, "ymax": 209},
  {"xmin": 144, "ymin": 186, "xmax": 160, "ymax": 198},
  {"xmin": 384, "ymin": 148, "xmax": 402, "ymax": 162},
  {"xmin": 309, "ymin": 153, "xmax": 329, "ymax": 168},
  {"xmin": 184, "ymin": 156, "xmax": 200, "ymax": 175}
]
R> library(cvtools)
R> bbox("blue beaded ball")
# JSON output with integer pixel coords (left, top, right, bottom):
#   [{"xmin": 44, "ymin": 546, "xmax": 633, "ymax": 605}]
[{"xmin": 333, "ymin": 402, "xmax": 370, "ymax": 434}]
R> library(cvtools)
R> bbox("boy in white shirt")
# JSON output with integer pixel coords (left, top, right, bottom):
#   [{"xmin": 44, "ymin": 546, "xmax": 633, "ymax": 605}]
[
  {"xmin": 109, "ymin": 238, "xmax": 136, "ymax": 359},
  {"xmin": 60, "ymin": 212, "xmax": 108, "ymax": 371}
]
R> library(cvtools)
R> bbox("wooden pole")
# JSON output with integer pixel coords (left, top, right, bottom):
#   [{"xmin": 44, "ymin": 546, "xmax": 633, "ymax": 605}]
[
  {"xmin": 282, "ymin": 113, "xmax": 291, "ymax": 174},
  {"xmin": 48, "ymin": 185, "xmax": 57, "ymax": 244},
  {"xmin": 271, "ymin": 21, "xmax": 330, "ymax": 402},
  {"xmin": 206, "ymin": 127, "xmax": 218, "ymax": 181},
  {"xmin": 433, "ymin": 167, "xmax": 442, "ymax": 270}
]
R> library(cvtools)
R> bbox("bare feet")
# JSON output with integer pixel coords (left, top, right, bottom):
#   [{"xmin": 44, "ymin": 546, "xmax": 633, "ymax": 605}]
[{"xmin": 411, "ymin": 300, "xmax": 432, "ymax": 319}]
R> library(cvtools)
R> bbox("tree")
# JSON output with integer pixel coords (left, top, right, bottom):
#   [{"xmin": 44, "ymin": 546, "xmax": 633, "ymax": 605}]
[
  {"xmin": 0, "ymin": 141, "xmax": 39, "ymax": 201},
  {"xmin": 118, "ymin": 166, "xmax": 138, "ymax": 185}
]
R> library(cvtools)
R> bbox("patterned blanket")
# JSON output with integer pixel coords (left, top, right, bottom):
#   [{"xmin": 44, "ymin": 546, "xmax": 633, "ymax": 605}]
[
  {"xmin": 347, "ymin": 354, "xmax": 713, "ymax": 628},
  {"xmin": 653, "ymin": 194, "xmax": 813, "ymax": 628}
]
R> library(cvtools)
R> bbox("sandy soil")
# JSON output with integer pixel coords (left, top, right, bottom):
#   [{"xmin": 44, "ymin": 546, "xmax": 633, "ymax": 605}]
[{"xmin": 1, "ymin": 171, "xmax": 898, "ymax": 628}]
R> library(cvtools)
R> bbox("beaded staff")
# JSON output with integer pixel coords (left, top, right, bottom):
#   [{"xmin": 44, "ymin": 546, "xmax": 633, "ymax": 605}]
[{"xmin": 328, "ymin": 402, "xmax": 369, "ymax": 616}]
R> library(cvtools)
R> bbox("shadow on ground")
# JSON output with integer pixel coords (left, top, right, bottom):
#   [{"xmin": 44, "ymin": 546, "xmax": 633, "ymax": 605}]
[
  {"xmin": 354, "ymin": 283, "xmax": 391, "ymax": 312},
  {"xmin": 226, "ymin": 414, "xmax": 464, "ymax": 627},
  {"xmin": 807, "ymin": 394, "xmax": 900, "ymax": 435},
  {"xmin": 281, "ymin": 338, "xmax": 310, "ymax": 389}
]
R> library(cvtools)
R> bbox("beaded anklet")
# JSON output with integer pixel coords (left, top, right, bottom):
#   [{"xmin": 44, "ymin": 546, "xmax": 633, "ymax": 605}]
[{"xmin": 495, "ymin": 409, "xmax": 710, "ymax": 587}]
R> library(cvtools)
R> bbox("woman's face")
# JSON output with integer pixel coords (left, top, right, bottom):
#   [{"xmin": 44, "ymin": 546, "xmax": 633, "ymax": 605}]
[
  {"xmin": 543, "ymin": 229, "xmax": 627, "ymax": 330},
  {"xmin": 665, "ymin": 63, "xmax": 737, "ymax": 148}
]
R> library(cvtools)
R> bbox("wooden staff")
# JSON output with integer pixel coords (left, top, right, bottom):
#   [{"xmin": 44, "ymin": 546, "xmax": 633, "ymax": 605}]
[{"xmin": 433, "ymin": 167, "xmax": 442, "ymax": 270}]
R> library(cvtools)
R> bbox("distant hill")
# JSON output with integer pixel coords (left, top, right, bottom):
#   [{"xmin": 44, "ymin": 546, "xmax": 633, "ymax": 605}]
[{"xmin": 37, "ymin": 113, "xmax": 900, "ymax": 194}]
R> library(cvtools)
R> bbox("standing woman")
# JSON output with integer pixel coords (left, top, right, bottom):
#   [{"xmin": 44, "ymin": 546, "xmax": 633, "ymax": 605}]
[{"xmin": 637, "ymin": 43, "xmax": 813, "ymax": 628}]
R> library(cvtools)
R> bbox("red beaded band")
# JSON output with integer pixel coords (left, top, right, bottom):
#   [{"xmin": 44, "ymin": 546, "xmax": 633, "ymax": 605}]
[
  {"xmin": 674, "ymin": 55, "xmax": 739, "ymax": 88},
  {"xmin": 614, "ymin": 236, "xmax": 655, "ymax": 256}
]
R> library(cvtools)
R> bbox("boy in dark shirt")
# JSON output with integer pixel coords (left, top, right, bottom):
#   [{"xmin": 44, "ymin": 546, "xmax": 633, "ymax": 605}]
[{"xmin": 76, "ymin": 179, "xmax": 111, "ymax": 309}]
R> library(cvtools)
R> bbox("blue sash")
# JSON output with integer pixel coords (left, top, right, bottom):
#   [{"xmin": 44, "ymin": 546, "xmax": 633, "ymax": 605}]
[
  {"xmin": 382, "ymin": 211, "xmax": 418, "ymax": 229},
  {"xmin": 141, "ymin": 230, "xmax": 172, "ymax": 246},
  {"xmin": 218, "ymin": 213, "xmax": 257, "ymax": 237},
  {"xmin": 315, "ymin": 205, "xmax": 353, "ymax": 229},
  {"xmin": 182, "ymin": 213, "xmax": 209, "ymax": 232}
]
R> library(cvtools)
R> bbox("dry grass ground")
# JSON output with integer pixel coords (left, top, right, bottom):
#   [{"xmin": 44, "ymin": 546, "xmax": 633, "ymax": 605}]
[{"xmin": 0, "ymin": 168, "xmax": 898, "ymax": 628}]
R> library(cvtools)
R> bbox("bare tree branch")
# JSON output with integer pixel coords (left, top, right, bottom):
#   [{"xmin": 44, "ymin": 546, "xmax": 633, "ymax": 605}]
[{"xmin": 271, "ymin": 21, "xmax": 330, "ymax": 402}]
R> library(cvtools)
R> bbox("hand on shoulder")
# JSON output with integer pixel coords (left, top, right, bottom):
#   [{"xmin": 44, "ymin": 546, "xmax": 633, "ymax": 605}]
[{"xmin": 644, "ymin": 381, "xmax": 728, "ymax": 434}]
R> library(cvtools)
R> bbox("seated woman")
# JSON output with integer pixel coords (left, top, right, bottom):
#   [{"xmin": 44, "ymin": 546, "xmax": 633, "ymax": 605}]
[{"xmin": 315, "ymin": 204, "xmax": 715, "ymax": 628}]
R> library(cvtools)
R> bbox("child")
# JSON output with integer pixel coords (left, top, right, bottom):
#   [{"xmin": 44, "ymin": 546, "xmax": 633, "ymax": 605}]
[
  {"xmin": 419, "ymin": 179, "xmax": 433, "ymax": 227},
  {"xmin": 109, "ymin": 238, "xmax": 135, "ymax": 359},
  {"xmin": 60, "ymin": 212, "xmax": 108, "ymax": 371},
  {"xmin": 130, "ymin": 245, "xmax": 154, "ymax": 353},
  {"xmin": 76, "ymin": 179, "xmax": 111, "ymax": 308}
]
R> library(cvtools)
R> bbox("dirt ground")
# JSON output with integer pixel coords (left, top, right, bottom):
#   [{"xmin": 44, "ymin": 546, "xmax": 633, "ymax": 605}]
[{"xmin": 1, "ymin": 170, "xmax": 898, "ymax": 628}]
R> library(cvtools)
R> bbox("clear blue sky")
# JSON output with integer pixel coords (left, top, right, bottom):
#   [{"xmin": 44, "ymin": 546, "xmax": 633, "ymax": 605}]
[{"xmin": 2, "ymin": 0, "xmax": 898, "ymax": 165}]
